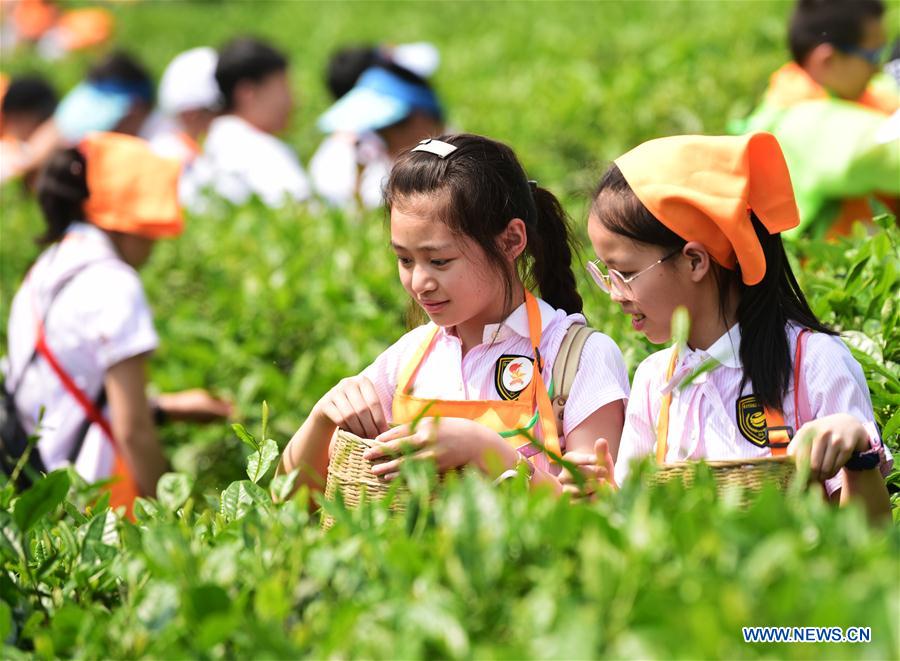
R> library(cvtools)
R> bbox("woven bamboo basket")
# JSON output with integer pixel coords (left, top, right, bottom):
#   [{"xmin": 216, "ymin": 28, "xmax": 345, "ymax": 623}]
[
  {"xmin": 648, "ymin": 455, "xmax": 796, "ymax": 506},
  {"xmin": 322, "ymin": 429, "xmax": 415, "ymax": 529}
]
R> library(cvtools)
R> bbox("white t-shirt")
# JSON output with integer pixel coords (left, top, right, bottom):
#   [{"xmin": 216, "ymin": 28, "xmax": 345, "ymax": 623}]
[
  {"xmin": 4, "ymin": 223, "xmax": 158, "ymax": 481},
  {"xmin": 309, "ymin": 131, "xmax": 391, "ymax": 210},
  {"xmin": 185, "ymin": 114, "xmax": 311, "ymax": 208}
]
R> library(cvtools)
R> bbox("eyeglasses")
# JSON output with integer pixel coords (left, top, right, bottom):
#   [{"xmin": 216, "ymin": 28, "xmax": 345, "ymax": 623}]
[
  {"xmin": 586, "ymin": 249, "xmax": 681, "ymax": 299},
  {"xmin": 835, "ymin": 43, "xmax": 886, "ymax": 67}
]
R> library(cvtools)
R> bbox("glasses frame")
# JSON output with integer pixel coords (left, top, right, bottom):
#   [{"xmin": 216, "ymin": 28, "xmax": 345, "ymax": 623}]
[{"xmin": 586, "ymin": 248, "xmax": 681, "ymax": 299}]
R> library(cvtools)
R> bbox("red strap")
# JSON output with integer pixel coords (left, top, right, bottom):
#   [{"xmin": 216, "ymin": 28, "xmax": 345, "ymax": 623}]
[
  {"xmin": 793, "ymin": 329, "xmax": 809, "ymax": 431},
  {"xmin": 34, "ymin": 323, "xmax": 118, "ymax": 448}
]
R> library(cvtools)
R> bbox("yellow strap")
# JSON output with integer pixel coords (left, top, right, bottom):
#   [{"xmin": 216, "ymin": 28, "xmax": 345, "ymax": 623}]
[
  {"xmin": 397, "ymin": 325, "xmax": 440, "ymax": 396},
  {"xmin": 655, "ymin": 347, "xmax": 679, "ymax": 463}
]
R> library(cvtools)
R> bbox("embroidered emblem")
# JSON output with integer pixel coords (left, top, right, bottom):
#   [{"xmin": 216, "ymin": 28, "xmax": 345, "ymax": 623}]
[
  {"xmin": 736, "ymin": 394, "xmax": 767, "ymax": 446},
  {"xmin": 494, "ymin": 355, "xmax": 534, "ymax": 400}
]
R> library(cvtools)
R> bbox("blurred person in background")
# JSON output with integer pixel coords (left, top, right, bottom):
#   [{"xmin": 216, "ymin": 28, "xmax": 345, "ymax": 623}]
[
  {"xmin": 0, "ymin": 73, "xmax": 57, "ymax": 188},
  {"xmin": 1, "ymin": 51, "xmax": 156, "ymax": 183},
  {"xmin": 736, "ymin": 0, "xmax": 898, "ymax": 239},
  {"xmin": 184, "ymin": 36, "xmax": 310, "ymax": 209},
  {"xmin": 149, "ymin": 46, "xmax": 222, "ymax": 163},
  {"xmin": 0, "ymin": 73, "xmax": 57, "ymax": 141},
  {"xmin": 310, "ymin": 43, "xmax": 444, "ymax": 210},
  {"xmin": 0, "ymin": 0, "xmax": 113, "ymax": 59},
  {"xmin": 3, "ymin": 133, "xmax": 231, "ymax": 510}
]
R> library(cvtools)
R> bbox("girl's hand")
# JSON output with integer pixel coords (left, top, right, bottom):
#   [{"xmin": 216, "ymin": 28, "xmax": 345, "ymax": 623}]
[
  {"xmin": 788, "ymin": 413, "xmax": 871, "ymax": 482},
  {"xmin": 559, "ymin": 438, "xmax": 616, "ymax": 499},
  {"xmin": 363, "ymin": 417, "xmax": 505, "ymax": 479},
  {"xmin": 313, "ymin": 376, "xmax": 388, "ymax": 440}
]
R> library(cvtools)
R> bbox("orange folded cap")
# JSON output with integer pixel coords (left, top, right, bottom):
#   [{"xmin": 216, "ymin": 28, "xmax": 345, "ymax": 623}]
[
  {"xmin": 80, "ymin": 132, "xmax": 184, "ymax": 239},
  {"xmin": 614, "ymin": 132, "xmax": 799, "ymax": 285}
]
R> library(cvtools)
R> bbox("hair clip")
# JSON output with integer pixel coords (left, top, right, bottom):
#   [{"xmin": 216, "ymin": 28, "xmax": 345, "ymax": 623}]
[
  {"xmin": 411, "ymin": 138, "xmax": 457, "ymax": 159},
  {"xmin": 528, "ymin": 179, "xmax": 538, "ymax": 192}
]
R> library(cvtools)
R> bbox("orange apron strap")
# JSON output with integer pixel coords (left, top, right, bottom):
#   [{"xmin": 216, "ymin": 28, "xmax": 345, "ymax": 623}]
[
  {"xmin": 655, "ymin": 347, "xmax": 679, "ymax": 463},
  {"xmin": 397, "ymin": 325, "xmax": 440, "ymax": 395},
  {"xmin": 522, "ymin": 291, "xmax": 561, "ymax": 457},
  {"xmin": 763, "ymin": 407, "xmax": 790, "ymax": 456},
  {"xmin": 764, "ymin": 329, "xmax": 811, "ymax": 456}
]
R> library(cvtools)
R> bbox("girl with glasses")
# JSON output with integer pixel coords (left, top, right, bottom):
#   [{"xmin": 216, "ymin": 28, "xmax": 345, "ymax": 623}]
[
  {"xmin": 278, "ymin": 134, "xmax": 629, "ymax": 499},
  {"xmin": 587, "ymin": 132, "xmax": 892, "ymax": 522}
]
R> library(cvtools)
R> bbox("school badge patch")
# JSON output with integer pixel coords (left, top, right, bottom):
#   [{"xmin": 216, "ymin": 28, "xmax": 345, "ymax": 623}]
[
  {"xmin": 494, "ymin": 355, "xmax": 534, "ymax": 400},
  {"xmin": 736, "ymin": 394, "xmax": 767, "ymax": 446}
]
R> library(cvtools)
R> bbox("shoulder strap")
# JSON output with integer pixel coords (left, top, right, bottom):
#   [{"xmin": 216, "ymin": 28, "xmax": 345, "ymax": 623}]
[
  {"xmin": 9, "ymin": 254, "xmax": 115, "ymax": 395},
  {"xmin": 550, "ymin": 324, "xmax": 597, "ymax": 434}
]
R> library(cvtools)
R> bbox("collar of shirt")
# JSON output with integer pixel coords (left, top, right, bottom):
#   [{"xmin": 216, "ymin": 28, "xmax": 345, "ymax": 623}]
[
  {"xmin": 481, "ymin": 297, "xmax": 557, "ymax": 344},
  {"xmin": 661, "ymin": 323, "xmax": 742, "ymax": 395},
  {"xmin": 431, "ymin": 297, "xmax": 559, "ymax": 346}
]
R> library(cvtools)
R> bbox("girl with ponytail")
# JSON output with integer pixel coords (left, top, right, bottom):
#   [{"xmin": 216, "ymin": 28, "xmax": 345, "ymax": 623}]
[
  {"xmin": 5, "ymin": 133, "xmax": 230, "ymax": 509},
  {"xmin": 279, "ymin": 133, "xmax": 628, "ymax": 497},
  {"xmin": 587, "ymin": 132, "xmax": 891, "ymax": 521}
]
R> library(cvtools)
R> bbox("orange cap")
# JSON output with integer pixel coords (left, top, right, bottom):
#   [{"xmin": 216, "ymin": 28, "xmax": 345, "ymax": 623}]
[
  {"xmin": 57, "ymin": 8, "xmax": 114, "ymax": 51},
  {"xmin": 80, "ymin": 132, "xmax": 184, "ymax": 239},
  {"xmin": 614, "ymin": 132, "xmax": 799, "ymax": 285}
]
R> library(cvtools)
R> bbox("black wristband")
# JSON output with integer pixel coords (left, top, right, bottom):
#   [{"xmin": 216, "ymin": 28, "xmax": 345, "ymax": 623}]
[
  {"xmin": 152, "ymin": 403, "xmax": 168, "ymax": 426},
  {"xmin": 844, "ymin": 446, "xmax": 881, "ymax": 471}
]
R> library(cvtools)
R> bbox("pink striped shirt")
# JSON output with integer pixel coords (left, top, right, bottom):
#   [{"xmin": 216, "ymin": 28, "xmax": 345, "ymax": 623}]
[
  {"xmin": 360, "ymin": 297, "xmax": 630, "ymax": 453},
  {"xmin": 615, "ymin": 323, "xmax": 893, "ymax": 495}
]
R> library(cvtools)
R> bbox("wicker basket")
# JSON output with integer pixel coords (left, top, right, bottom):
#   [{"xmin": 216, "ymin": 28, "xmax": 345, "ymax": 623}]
[
  {"xmin": 648, "ymin": 455, "xmax": 796, "ymax": 506},
  {"xmin": 322, "ymin": 430, "xmax": 413, "ymax": 529}
]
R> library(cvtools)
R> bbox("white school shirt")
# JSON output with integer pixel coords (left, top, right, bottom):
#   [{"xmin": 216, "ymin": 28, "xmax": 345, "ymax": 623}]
[
  {"xmin": 186, "ymin": 115, "xmax": 311, "ymax": 208},
  {"xmin": 309, "ymin": 131, "xmax": 391, "ymax": 210},
  {"xmin": 4, "ymin": 223, "xmax": 158, "ymax": 481},
  {"xmin": 360, "ymin": 297, "xmax": 630, "ymax": 454},
  {"xmin": 615, "ymin": 323, "xmax": 893, "ymax": 495}
]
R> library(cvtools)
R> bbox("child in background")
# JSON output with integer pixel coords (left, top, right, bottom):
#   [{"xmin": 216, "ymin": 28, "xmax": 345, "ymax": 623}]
[
  {"xmin": 310, "ymin": 42, "xmax": 442, "ymax": 210},
  {"xmin": 1, "ymin": 51, "xmax": 156, "ymax": 183},
  {"xmin": 279, "ymin": 134, "xmax": 628, "ymax": 497},
  {"xmin": 0, "ymin": 74, "xmax": 57, "ymax": 185},
  {"xmin": 586, "ymin": 132, "xmax": 892, "ymax": 521},
  {"xmin": 4, "ymin": 133, "xmax": 231, "ymax": 508},
  {"xmin": 737, "ymin": 0, "xmax": 898, "ymax": 238},
  {"xmin": 0, "ymin": 74, "xmax": 57, "ymax": 141},
  {"xmin": 311, "ymin": 57, "xmax": 445, "ymax": 210},
  {"xmin": 187, "ymin": 36, "xmax": 310, "ymax": 208},
  {"xmin": 148, "ymin": 47, "xmax": 221, "ymax": 163}
]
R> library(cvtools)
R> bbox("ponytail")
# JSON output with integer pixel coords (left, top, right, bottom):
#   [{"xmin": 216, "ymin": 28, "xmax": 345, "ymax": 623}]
[
  {"xmin": 734, "ymin": 214, "xmax": 835, "ymax": 410},
  {"xmin": 35, "ymin": 148, "xmax": 88, "ymax": 246},
  {"xmin": 526, "ymin": 186, "xmax": 583, "ymax": 314}
]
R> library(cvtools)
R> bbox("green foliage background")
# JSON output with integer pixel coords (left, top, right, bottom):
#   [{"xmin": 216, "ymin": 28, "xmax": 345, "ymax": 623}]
[{"xmin": 1, "ymin": 0, "xmax": 899, "ymax": 657}]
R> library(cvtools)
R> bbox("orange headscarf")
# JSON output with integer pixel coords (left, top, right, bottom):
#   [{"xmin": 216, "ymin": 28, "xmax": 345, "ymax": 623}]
[
  {"xmin": 614, "ymin": 132, "xmax": 800, "ymax": 286},
  {"xmin": 80, "ymin": 132, "xmax": 184, "ymax": 239}
]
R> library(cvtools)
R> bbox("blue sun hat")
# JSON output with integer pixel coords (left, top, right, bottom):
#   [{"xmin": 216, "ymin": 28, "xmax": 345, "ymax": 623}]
[
  {"xmin": 317, "ymin": 66, "xmax": 442, "ymax": 134},
  {"xmin": 54, "ymin": 78, "xmax": 153, "ymax": 142}
]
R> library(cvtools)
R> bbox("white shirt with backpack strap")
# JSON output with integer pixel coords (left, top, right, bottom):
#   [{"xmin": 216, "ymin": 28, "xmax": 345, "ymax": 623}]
[
  {"xmin": 360, "ymin": 296, "xmax": 630, "ymax": 461},
  {"xmin": 4, "ymin": 222, "xmax": 158, "ymax": 481}
]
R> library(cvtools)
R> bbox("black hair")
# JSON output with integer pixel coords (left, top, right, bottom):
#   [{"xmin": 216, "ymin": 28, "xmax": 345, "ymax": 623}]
[
  {"xmin": 216, "ymin": 37, "xmax": 288, "ymax": 110},
  {"xmin": 326, "ymin": 45, "xmax": 384, "ymax": 99},
  {"xmin": 592, "ymin": 164, "xmax": 836, "ymax": 412},
  {"xmin": 385, "ymin": 133, "xmax": 583, "ymax": 316},
  {"xmin": 87, "ymin": 51, "xmax": 154, "ymax": 104},
  {"xmin": 1, "ymin": 75, "xmax": 58, "ymax": 122},
  {"xmin": 788, "ymin": 0, "xmax": 885, "ymax": 64},
  {"xmin": 35, "ymin": 148, "xmax": 88, "ymax": 246}
]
